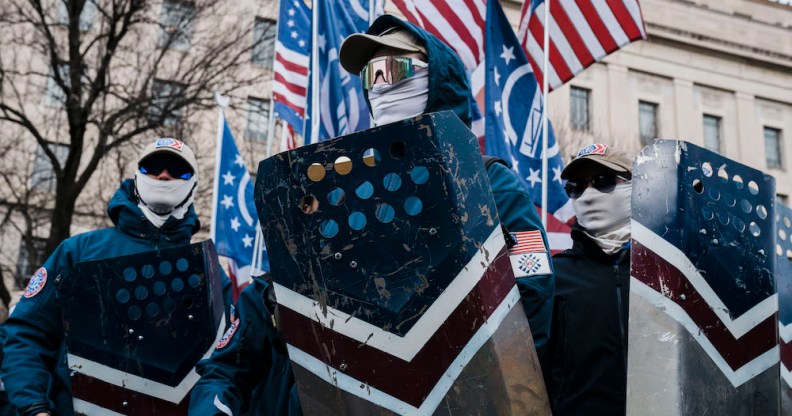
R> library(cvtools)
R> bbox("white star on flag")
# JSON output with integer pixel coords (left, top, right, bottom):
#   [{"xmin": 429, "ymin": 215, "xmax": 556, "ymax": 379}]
[
  {"xmin": 287, "ymin": 19, "xmax": 294, "ymax": 27},
  {"xmin": 526, "ymin": 168, "xmax": 542, "ymax": 187},
  {"xmin": 495, "ymin": 101, "xmax": 502, "ymax": 117},
  {"xmin": 500, "ymin": 45, "xmax": 515, "ymax": 65},
  {"xmin": 511, "ymin": 156, "xmax": 520, "ymax": 171},
  {"xmin": 318, "ymin": 34, "xmax": 326, "ymax": 53},
  {"xmin": 553, "ymin": 165, "xmax": 564, "ymax": 184},
  {"xmin": 494, "ymin": 66, "xmax": 501, "ymax": 86},
  {"xmin": 298, "ymin": 39, "xmax": 305, "ymax": 48},
  {"xmin": 288, "ymin": 8, "xmax": 295, "ymax": 16},
  {"xmin": 291, "ymin": 31, "xmax": 298, "ymax": 39},
  {"xmin": 222, "ymin": 171, "xmax": 236, "ymax": 185},
  {"xmin": 221, "ymin": 195, "xmax": 234, "ymax": 209},
  {"xmin": 234, "ymin": 154, "xmax": 245, "ymax": 167},
  {"xmin": 230, "ymin": 217, "xmax": 241, "ymax": 232},
  {"xmin": 242, "ymin": 234, "xmax": 253, "ymax": 248}
]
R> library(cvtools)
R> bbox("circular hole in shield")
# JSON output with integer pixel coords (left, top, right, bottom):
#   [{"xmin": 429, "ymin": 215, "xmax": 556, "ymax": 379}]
[
  {"xmin": 702, "ymin": 205, "xmax": 714, "ymax": 220},
  {"xmin": 188, "ymin": 274, "xmax": 201, "ymax": 288},
  {"xmin": 749, "ymin": 221, "xmax": 761, "ymax": 237},
  {"xmin": 780, "ymin": 229, "xmax": 788, "ymax": 242},
  {"xmin": 777, "ymin": 244, "xmax": 783, "ymax": 257},
  {"xmin": 411, "ymin": 166, "xmax": 429, "ymax": 185},
  {"xmin": 141, "ymin": 264, "xmax": 155, "ymax": 279},
  {"xmin": 176, "ymin": 258, "xmax": 189, "ymax": 272},
  {"xmin": 134, "ymin": 286, "xmax": 149, "ymax": 301},
  {"xmin": 159, "ymin": 261, "xmax": 172, "ymax": 276},
  {"xmin": 376, "ymin": 203, "xmax": 396, "ymax": 223},
  {"xmin": 708, "ymin": 187, "xmax": 720, "ymax": 201},
  {"xmin": 116, "ymin": 289, "xmax": 131, "ymax": 304},
  {"xmin": 356, "ymin": 181, "xmax": 374, "ymax": 199},
  {"xmin": 717, "ymin": 211, "xmax": 730, "ymax": 225},
  {"xmin": 145, "ymin": 302, "xmax": 160, "ymax": 318},
  {"xmin": 153, "ymin": 281, "xmax": 167, "ymax": 296},
  {"xmin": 717, "ymin": 167, "xmax": 729, "ymax": 183},
  {"xmin": 748, "ymin": 180, "xmax": 759, "ymax": 195},
  {"xmin": 123, "ymin": 267, "xmax": 137, "ymax": 282},
  {"xmin": 128, "ymin": 306, "xmax": 142, "ymax": 321},
  {"xmin": 182, "ymin": 296, "xmax": 194, "ymax": 309},
  {"xmin": 756, "ymin": 205, "xmax": 767, "ymax": 220},
  {"xmin": 171, "ymin": 278, "xmax": 185, "ymax": 293},
  {"xmin": 319, "ymin": 219, "xmax": 339, "ymax": 238},
  {"xmin": 692, "ymin": 179, "xmax": 704, "ymax": 194},
  {"xmin": 723, "ymin": 192, "xmax": 736, "ymax": 207},
  {"xmin": 390, "ymin": 141, "xmax": 407, "ymax": 159},
  {"xmin": 701, "ymin": 162, "xmax": 713, "ymax": 177},
  {"xmin": 404, "ymin": 197, "xmax": 423, "ymax": 216},
  {"xmin": 307, "ymin": 163, "xmax": 326, "ymax": 182},
  {"xmin": 383, "ymin": 173, "xmax": 402, "ymax": 192},
  {"xmin": 348, "ymin": 212, "xmax": 367, "ymax": 231},
  {"xmin": 327, "ymin": 187, "xmax": 346, "ymax": 206},
  {"xmin": 300, "ymin": 195, "xmax": 319, "ymax": 214},
  {"xmin": 362, "ymin": 148, "xmax": 381, "ymax": 167},
  {"xmin": 740, "ymin": 199, "xmax": 752, "ymax": 214},
  {"xmin": 785, "ymin": 217, "xmax": 791, "ymax": 228},
  {"xmin": 732, "ymin": 216, "xmax": 746, "ymax": 232},
  {"xmin": 334, "ymin": 156, "xmax": 353, "ymax": 175},
  {"xmin": 733, "ymin": 175, "xmax": 744, "ymax": 190}
]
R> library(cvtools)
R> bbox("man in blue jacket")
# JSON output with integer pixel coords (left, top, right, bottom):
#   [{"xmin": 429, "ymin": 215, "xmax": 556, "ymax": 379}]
[
  {"xmin": 189, "ymin": 14, "xmax": 553, "ymax": 414},
  {"xmin": 1, "ymin": 138, "xmax": 223, "ymax": 416}
]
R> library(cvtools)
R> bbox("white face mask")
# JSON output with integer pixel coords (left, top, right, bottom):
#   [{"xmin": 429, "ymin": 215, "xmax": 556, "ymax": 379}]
[
  {"xmin": 573, "ymin": 182, "xmax": 632, "ymax": 236},
  {"xmin": 135, "ymin": 171, "xmax": 197, "ymax": 228},
  {"xmin": 367, "ymin": 70, "xmax": 429, "ymax": 126}
]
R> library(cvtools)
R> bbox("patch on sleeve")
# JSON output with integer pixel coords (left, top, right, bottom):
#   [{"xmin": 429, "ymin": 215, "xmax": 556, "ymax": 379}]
[
  {"xmin": 509, "ymin": 230, "xmax": 547, "ymax": 254},
  {"xmin": 216, "ymin": 316, "xmax": 240, "ymax": 349},
  {"xmin": 24, "ymin": 267, "xmax": 47, "ymax": 298},
  {"xmin": 510, "ymin": 252, "xmax": 552, "ymax": 278}
]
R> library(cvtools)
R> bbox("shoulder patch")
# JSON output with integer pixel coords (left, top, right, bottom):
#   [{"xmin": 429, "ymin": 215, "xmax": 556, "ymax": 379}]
[
  {"xmin": 216, "ymin": 317, "xmax": 240, "ymax": 349},
  {"xmin": 24, "ymin": 267, "xmax": 47, "ymax": 298},
  {"xmin": 510, "ymin": 252, "xmax": 552, "ymax": 278}
]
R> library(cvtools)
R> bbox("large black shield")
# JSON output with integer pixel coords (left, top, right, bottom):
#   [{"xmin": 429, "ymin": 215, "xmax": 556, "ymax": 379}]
[
  {"xmin": 58, "ymin": 240, "xmax": 225, "ymax": 415},
  {"xmin": 777, "ymin": 202, "xmax": 792, "ymax": 414}
]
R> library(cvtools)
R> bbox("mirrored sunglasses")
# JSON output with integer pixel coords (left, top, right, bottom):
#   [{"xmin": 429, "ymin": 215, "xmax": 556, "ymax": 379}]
[
  {"xmin": 564, "ymin": 173, "xmax": 630, "ymax": 199},
  {"xmin": 139, "ymin": 155, "xmax": 194, "ymax": 180},
  {"xmin": 361, "ymin": 56, "xmax": 428, "ymax": 90}
]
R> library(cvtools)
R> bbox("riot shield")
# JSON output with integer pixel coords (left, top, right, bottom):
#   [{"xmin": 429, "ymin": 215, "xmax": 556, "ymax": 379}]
[
  {"xmin": 58, "ymin": 240, "xmax": 226, "ymax": 415},
  {"xmin": 254, "ymin": 111, "xmax": 549, "ymax": 415},
  {"xmin": 778, "ymin": 202, "xmax": 792, "ymax": 414},
  {"xmin": 628, "ymin": 140, "xmax": 779, "ymax": 414}
]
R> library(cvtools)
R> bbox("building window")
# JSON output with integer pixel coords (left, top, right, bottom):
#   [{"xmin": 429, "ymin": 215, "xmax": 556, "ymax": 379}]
[
  {"xmin": 45, "ymin": 63, "xmax": 71, "ymax": 106},
  {"xmin": 16, "ymin": 238, "xmax": 47, "ymax": 289},
  {"xmin": 638, "ymin": 101, "xmax": 658, "ymax": 146},
  {"xmin": 252, "ymin": 18, "xmax": 277, "ymax": 68},
  {"xmin": 158, "ymin": 1, "xmax": 195, "ymax": 51},
  {"xmin": 149, "ymin": 79, "xmax": 186, "ymax": 126},
  {"xmin": 702, "ymin": 114, "xmax": 721, "ymax": 153},
  {"xmin": 570, "ymin": 87, "xmax": 590, "ymax": 132},
  {"xmin": 764, "ymin": 127, "xmax": 783, "ymax": 170},
  {"xmin": 31, "ymin": 142, "xmax": 70, "ymax": 192},
  {"xmin": 57, "ymin": 0, "xmax": 97, "ymax": 31},
  {"xmin": 245, "ymin": 98, "xmax": 271, "ymax": 142}
]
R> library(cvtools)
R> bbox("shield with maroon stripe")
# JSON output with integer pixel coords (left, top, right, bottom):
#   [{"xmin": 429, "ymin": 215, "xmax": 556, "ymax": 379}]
[
  {"xmin": 254, "ymin": 111, "xmax": 549, "ymax": 415},
  {"xmin": 627, "ymin": 140, "xmax": 779, "ymax": 415},
  {"xmin": 777, "ymin": 202, "xmax": 792, "ymax": 413},
  {"xmin": 58, "ymin": 240, "xmax": 226, "ymax": 415}
]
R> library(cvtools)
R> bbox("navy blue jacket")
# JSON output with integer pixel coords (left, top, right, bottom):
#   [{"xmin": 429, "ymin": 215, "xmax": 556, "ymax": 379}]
[{"xmin": 0, "ymin": 180, "xmax": 229, "ymax": 416}]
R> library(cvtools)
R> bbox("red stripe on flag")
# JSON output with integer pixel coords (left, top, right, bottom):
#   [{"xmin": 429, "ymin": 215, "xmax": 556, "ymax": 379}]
[
  {"xmin": 575, "ymin": 0, "xmax": 619, "ymax": 53},
  {"xmin": 274, "ymin": 72, "xmax": 307, "ymax": 97},
  {"xmin": 272, "ymin": 93, "xmax": 305, "ymax": 116},
  {"xmin": 392, "ymin": 0, "xmax": 423, "ymax": 27},
  {"xmin": 275, "ymin": 53, "xmax": 309, "ymax": 76},
  {"xmin": 528, "ymin": 17, "xmax": 574, "ymax": 84},
  {"xmin": 606, "ymin": 0, "xmax": 643, "ymax": 41},
  {"xmin": 551, "ymin": 2, "xmax": 596, "ymax": 68},
  {"xmin": 431, "ymin": 0, "xmax": 481, "ymax": 64}
]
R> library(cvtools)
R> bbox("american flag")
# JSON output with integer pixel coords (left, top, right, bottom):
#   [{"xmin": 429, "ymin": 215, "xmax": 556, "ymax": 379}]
[
  {"xmin": 517, "ymin": 0, "xmax": 647, "ymax": 91},
  {"xmin": 510, "ymin": 230, "xmax": 547, "ymax": 254},
  {"xmin": 273, "ymin": 0, "xmax": 310, "ymax": 135}
]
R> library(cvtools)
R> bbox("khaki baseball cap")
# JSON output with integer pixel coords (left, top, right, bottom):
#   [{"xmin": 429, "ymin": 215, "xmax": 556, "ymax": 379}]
[
  {"xmin": 138, "ymin": 138, "xmax": 198, "ymax": 176},
  {"xmin": 561, "ymin": 144, "xmax": 632, "ymax": 180},
  {"xmin": 340, "ymin": 27, "xmax": 428, "ymax": 75}
]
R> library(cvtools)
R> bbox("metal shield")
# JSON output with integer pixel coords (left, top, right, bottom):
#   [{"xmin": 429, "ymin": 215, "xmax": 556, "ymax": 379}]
[
  {"xmin": 58, "ymin": 240, "xmax": 226, "ymax": 415},
  {"xmin": 254, "ymin": 111, "xmax": 549, "ymax": 415},
  {"xmin": 628, "ymin": 140, "xmax": 779, "ymax": 415},
  {"xmin": 777, "ymin": 202, "xmax": 792, "ymax": 414}
]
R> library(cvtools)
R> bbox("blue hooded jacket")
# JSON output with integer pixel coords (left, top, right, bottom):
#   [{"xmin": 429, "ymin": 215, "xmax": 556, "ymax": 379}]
[{"xmin": 1, "ymin": 179, "xmax": 228, "ymax": 416}]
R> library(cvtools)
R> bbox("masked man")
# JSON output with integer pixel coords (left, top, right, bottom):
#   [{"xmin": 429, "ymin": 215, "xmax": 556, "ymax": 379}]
[
  {"xmin": 546, "ymin": 144, "xmax": 633, "ymax": 415},
  {"xmin": 1, "ymin": 138, "xmax": 228, "ymax": 416}
]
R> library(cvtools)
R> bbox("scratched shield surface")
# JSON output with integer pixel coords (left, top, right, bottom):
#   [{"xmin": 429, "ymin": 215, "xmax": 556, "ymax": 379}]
[
  {"xmin": 254, "ymin": 111, "xmax": 549, "ymax": 415},
  {"xmin": 58, "ymin": 241, "xmax": 226, "ymax": 415},
  {"xmin": 777, "ymin": 202, "xmax": 792, "ymax": 414},
  {"xmin": 627, "ymin": 140, "xmax": 779, "ymax": 415}
]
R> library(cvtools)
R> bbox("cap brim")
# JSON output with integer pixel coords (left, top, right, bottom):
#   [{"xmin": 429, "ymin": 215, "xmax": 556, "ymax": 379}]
[
  {"xmin": 339, "ymin": 33, "xmax": 423, "ymax": 74},
  {"xmin": 561, "ymin": 157, "xmax": 629, "ymax": 180}
]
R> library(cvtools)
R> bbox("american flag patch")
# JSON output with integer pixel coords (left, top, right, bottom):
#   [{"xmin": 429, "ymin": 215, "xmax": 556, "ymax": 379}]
[
  {"xmin": 510, "ymin": 230, "xmax": 547, "ymax": 254},
  {"xmin": 155, "ymin": 138, "xmax": 183, "ymax": 151},
  {"xmin": 577, "ymin": 144, "xmax": 608, "ymax": 157}
]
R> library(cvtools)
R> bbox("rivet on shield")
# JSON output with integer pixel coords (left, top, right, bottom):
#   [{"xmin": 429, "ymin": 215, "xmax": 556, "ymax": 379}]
[
  {"xmin": 334, "ymin": 252, "xmax": 342, "ymax": 260},
  {"xmin": 349, "ymin": 261, "xmax": 358, "ymax": 268},
  {"xmin": 680, "ymin": 294, "xmax": 686, "ymax": 301},
  {"xmin": 122, "ymin": 401, "xmax": 129, "ymax": 407},
  {"xmin": 429, "ymin": 227, "xmax": 438, "ymax": 236},
  {"xmin": 138, "ymin": 335, "xmax": 144, "ymax": 341},
  {"xmin": 339, "ymin": 363, "xmax": 348, "ymax": 371},
  {"xmin": 188, "ymin": 314, "xmax": 194, "ymax": 320},
  {"xmin": 128, "ymin": 328, "xmax": 134, "ymax": 334}
]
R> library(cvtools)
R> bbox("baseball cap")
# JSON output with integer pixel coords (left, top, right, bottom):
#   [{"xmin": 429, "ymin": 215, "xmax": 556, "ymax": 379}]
[
  {"xmin": 138, "ymin": 138, "xmax": 198, "ymax": 178},
  {"xmin": 340, "ymin": 27, "xmax": 428, "ymax": 75},
  {"xmin": 561, "ymin": 144, "xmax": 632, "ymax": 180}
]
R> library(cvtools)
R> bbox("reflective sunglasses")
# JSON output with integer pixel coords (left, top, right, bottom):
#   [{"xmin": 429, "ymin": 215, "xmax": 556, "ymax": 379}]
[
  {"xmin": 564, "ymin": 173, "xmax": 630, "ymax": 199},
  {"xmin": 139, "ymin": 155, "xmax": 194, "ymax": 180},
  {"xmin": 361, "ymin": 56, "xmax": 428, "ymax": 90}
]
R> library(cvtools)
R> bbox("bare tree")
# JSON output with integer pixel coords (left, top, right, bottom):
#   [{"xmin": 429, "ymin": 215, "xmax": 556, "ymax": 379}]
[{"xmin": 0, "ymin": 0, "xmax": 268, "ymax": 271}]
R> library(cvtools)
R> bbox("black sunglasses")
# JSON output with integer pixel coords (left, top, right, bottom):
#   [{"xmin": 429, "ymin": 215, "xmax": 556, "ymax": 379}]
[
  {"xmin": 139, "ymin": 154, "xmax": 194, "ymax": 180},
  {"xmin": 564, "ymin": 173, "xmax": 630, "ymax": 199}
]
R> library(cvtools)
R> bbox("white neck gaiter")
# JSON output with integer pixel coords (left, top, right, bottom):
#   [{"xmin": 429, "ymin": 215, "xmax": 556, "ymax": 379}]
[
  {"xmin": 135, "ymin": 171, "xmax": 197, "ymax": 228},
  {"xmin": 368, "ymin": 70, "xmax": 429, "ymax": 126},
  {"xmin": 573, "ymin": 183, "xmax": 632, "ymax": 254}
]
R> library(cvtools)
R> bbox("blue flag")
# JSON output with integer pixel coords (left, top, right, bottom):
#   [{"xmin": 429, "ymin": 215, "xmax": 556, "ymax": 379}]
[
  {"xmin": 484, "ymin": 0, "xmax": 573, "ymax": 221},
  {"xmin": 305, "ymin": 0, "xmax": 375, "ymax": 143},
  {"xmin": 212, "ymin": 113, "xmax": 269, "ymax": 288},
  {"xmin": 273, "ymin": 0, "xmax": 311, "ymax": 136}
]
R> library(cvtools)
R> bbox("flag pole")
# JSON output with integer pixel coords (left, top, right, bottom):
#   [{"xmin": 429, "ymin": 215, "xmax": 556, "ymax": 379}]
[
  {"xmin": 309, "ymin": 0, "xmax": 320, "ymax": 143},
  {"xmin": 266, "ymin": 3, "xmax": 284, "ymax": 158},
  {"xmin": 540, "ymin": 0, "xmax": 551, "ymax": 229},
  {"xmin": 211, "ymin": 92, "xmax": 230, "ymax": 243}
]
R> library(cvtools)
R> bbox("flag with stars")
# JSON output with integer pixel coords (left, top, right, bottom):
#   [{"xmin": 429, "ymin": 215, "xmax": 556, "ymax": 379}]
[
  {"xmin": 274, "ymin": 0, "xmax": 310, "ymax": 136},
  {"xmin": 211, "ymin": 113, "xmax": 268, "ymax": 294},
  {"xmin": 484, "ymin": 0, "xmax": 575, "ymax": 229},
  {"xmin": 305, "ymin": 0, "xmax": 382, "ymax": 143}
]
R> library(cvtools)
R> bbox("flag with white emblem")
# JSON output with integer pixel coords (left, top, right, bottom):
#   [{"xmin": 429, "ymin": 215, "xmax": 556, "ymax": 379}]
[
  {"xmin": 484, "ymin": 0, "xmax": 574, "ymax": 230},
  {"xmin": 211, "ymin": 110, "xmax": 268, "ymax": 296}
]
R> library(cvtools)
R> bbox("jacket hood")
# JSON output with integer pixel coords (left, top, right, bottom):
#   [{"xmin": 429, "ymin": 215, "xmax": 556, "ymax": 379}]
[
  {"xmin": 108, "ymin": 179, "xmax": 200, "ymax": 242},
  {"xmin": 364, "ymin": 15, "xmax": 472, "ymax": 126}
]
